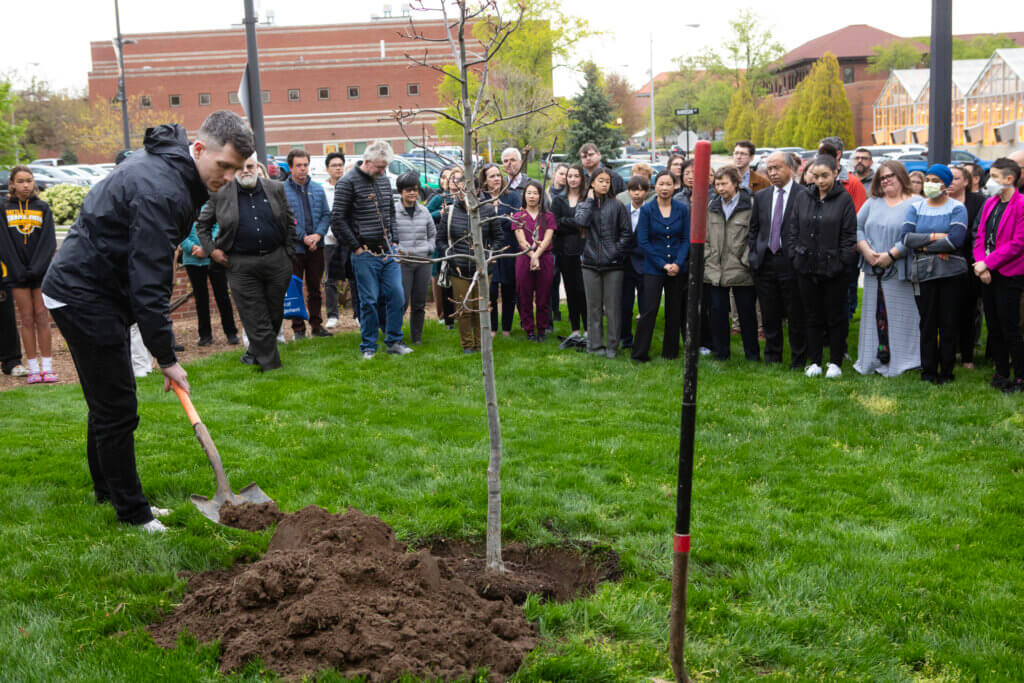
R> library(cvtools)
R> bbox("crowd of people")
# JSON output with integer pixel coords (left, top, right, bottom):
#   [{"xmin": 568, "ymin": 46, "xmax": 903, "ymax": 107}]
[{"xmin": 3, "ymin": 133, "xmax": 1024, "ymax": 396}]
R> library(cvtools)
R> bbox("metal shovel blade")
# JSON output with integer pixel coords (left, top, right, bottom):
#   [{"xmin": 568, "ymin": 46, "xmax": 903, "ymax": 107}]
[{"xmin": 190, "ymin": 483, "xmax": 273, "ymax": 524}]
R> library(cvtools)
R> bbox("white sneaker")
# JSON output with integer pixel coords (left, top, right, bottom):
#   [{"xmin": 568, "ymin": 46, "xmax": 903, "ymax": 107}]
[
  {"xmin": 150, "ymin": 506, "xmax": 171, "ymax": 518},
  {"xmin": 362, "ymin": 350, "xmax": 375, "ymax": 360},
  {"xmin": 825, "ymin": 363, "xmax": 842, "ymax": 379},
  {"xmin": 8, "ymin": 364, "xmax": 29, "ymax": 377},
  {"xmin": 699, "ymin": 346, "xmax": 712, "ymax": 356},
  {"xmin": 386, "ymin": 342, "xmax": 414, "ymax": 355},
  {"xmin": 277, "ymin": 332, "xmax": 287, "ymax": 344},
  {"xmin": 805, "ymin": 363, "xmax": 823, "ymax": 377},
  {"xmin": 325, "ymin": 317, "xmax": 339, "ymax": 329},
  {"xmin": 139, "ymin": 519, "xmax": 168, "ymax": 534}
]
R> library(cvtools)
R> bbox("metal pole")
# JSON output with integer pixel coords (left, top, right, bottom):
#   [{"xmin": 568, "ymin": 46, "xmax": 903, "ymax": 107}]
[
  {"xmin": 649, "ymin": 33, "xmax": 656, "ymax": 162},
  {"xmin": 685, "ymin": 113, "xmax": 691, "ymax": 158},
  {"xmin": 927, "ymin": 0, "xmax": 952, "ymax": 164},
  {"xmin": 243, "ymin": 0, "xmax": 267, "ymax": 164},
  {"xmin": 669, "ymin": 138, "xmax": 710, "ymax": 683},
  {"xmin": 114, "ymin": 0, "xmax": 131, "ymax": 150}
]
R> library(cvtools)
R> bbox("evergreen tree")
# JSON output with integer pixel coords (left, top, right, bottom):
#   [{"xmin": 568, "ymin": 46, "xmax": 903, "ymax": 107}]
[
  {"xmin": 773, "ymin": 79, "xmax": 806, "ymax": 146},
  {"xmin": 566, "ymin": 62, "xmax": 623, "ymax": 159},
  {"xmin": 795, "ymin": 52, "xmax": 855, "ymax": 150},
  {"xmin": 724, "ymin": 78, "xmax": 756, "ymax": 148},
  {"xmin": 750, "ymin": 99, "xmax": 779, "ymax": 149}
]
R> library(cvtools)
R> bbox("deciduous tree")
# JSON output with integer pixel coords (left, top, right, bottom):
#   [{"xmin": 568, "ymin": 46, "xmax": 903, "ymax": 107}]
[
  {"xmin": 0, "ymin": 81, "xmax": 30, "ymax": 165},
  {"xmin": 702, "ymin": 9, "xmax": 784, "ymax": 95},
  {"xmin": 867, "ymin": 39, "xmax": 925, "ymax": 74}
]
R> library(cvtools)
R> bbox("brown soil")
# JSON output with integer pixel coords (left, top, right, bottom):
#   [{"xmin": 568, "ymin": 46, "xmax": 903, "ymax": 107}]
[
  {"xmin": 150, "ymin": 505, "xmax": 619, "ymax": 682},
  {"xmin": 219, "ymin": 501, "xmax": 285, "ymax": 531}
]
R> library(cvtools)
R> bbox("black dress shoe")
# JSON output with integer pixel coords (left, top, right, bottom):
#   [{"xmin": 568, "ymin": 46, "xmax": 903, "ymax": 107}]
[
  {"xmin": 173, "ymin": 343, "xmax": 185, "ymax": 352},
  {"xmin": 240, "ymin": 352, "xmax": 258, "ymax": 366},
  {"xmin": 312, "ymin": 328, "xmax": 333, "ymax": 338},
  {"xmin": 226, "ymin": 335, "xmax": 240, "ymax": 345},
  {"xmin": 198, "ymin": 337, "xmax": 213, "ymax": 347}
]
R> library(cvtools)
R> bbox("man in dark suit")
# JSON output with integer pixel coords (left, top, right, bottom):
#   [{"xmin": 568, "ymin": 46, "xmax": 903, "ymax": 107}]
[
  {"xmin": 748, "ymin": 151, "xmax": 805, "ymax": 367},
  {"xmin": 197, "ymin": 153, "xmax": 297, "ymax": 372}
]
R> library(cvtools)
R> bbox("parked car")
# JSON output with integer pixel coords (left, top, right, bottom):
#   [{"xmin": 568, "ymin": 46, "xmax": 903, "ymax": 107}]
[
  {"xmin": 19, "ymin": 166, "xmax": 63, "ymax": 191},
  {"xmin": 950, "ymin": 149, "xmax": 992, "ymax": 171},
  {"xmin": 29, "ymin": 158, "xmax": 63, "ymax": 167},
  {"xmin": 540, "ymin": 153, "xmax": 567, "ymax": 178},
  {"xmin": 890, "ymin": 154, "xmax": 929, "ymax": 174},
  {"xmin": 614, "ymin": 162, "xmax": 666, "ymax": 182},
  {"xmin": 55, "ymin": 166, "xmax": 101, "ymax": 187},
  {"xmin": 28, "ymin": 165, "xmax": 90, "ymax": 187},
  {"xmin": 385, "ymin": 155, "xmax": 440, "ymax": 195}
]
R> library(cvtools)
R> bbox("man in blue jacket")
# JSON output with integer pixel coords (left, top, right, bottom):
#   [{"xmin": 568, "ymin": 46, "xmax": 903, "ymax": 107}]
[
  {"xmin": 42, "ymin": 111, "xmax": 254, "ymax": 532},
  {"xmin": 283, "ymin": 149, "xmax": 331, "ymax": 338}
]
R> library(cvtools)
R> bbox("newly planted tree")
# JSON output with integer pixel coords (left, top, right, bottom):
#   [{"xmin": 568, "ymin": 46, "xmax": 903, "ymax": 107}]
[{"xmin": 391, "ymin": 0, "xmax": 558, "ymax": 572}]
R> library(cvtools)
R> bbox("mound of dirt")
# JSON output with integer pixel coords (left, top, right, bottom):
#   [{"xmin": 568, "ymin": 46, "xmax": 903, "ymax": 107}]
[
  {"xmin": 151, "ymin": 506, "xmax": 619, "ymax": 681},
  {"xmin": 218, "ymin": 501, "xmax": 284, "ymax": 531}
]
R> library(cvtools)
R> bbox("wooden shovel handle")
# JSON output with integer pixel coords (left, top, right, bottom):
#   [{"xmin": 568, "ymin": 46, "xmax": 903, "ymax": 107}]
[{"xmin": 172, "ymin": 382, "xmax": 201, "ymax": 426}]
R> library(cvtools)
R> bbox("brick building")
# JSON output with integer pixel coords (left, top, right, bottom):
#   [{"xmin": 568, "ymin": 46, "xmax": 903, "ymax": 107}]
[{"xmin": 88, "ymin": 16, "xmax": 455, "ymax": 158}]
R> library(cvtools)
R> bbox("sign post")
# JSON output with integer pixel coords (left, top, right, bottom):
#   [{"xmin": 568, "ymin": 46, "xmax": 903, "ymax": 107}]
[
  {"xmin": 668, "ymin": 139, "xmax": 710, "ymax": 683},
  {"xmin": 675, "ymin": 107, "xmax": 699, "ymax": 159}
]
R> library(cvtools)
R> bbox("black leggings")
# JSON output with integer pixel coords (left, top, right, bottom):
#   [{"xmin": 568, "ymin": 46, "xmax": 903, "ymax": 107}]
[
  {"xmin": 185, "ymin": 264, "xmax": 237, "ymax": 340},
  {"xmin": 556, "ymin": 253, "xmax": 587, "ymax": 332},
  {"xmin": 982, "ymin": 273, "xmax": 1024, "ymax": 381},
  {"xmin": 798, "ymin": 273, "xmax": 849, "ymax": 367},
  {"xmin": 489, "ymin": 281, "xmax": 516, "ymax": 332}
]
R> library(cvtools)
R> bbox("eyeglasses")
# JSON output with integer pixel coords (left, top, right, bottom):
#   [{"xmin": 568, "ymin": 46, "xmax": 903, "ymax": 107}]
[{"xmin": 877, "ymin": 174, "xmax": 897, "ymax": 182}]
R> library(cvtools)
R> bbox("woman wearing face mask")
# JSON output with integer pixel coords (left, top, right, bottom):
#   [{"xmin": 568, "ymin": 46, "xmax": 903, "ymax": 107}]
[
  {"xmin": 853, "ymin": 161, "xmax": 922, "ymax": 377},
  {"xmin": 631, "ymin": 171, "xmax": 690, "ymax": 362},
  {"xmin": 478, "ymin": 163, "xmax": 521, "ymax": 337},
  {"xmin": 0, "ymin": 166, "xmax": 57, "ymax": 383},
  {"xmin": 575, "ymin": 168, "xmax": 632, "ymax": 357},
  {"xmin": 550, "ymin": 164, "xmax": 588, "ymax": 346},
  {"xmin": 785, "ymin": 155, "xmax": 857, "ymax": 379},
  {"xmin": 895, "ymin": 164, "xmax": 968, "ymax": 384},
  {"xmin": 974, "ymin": 158, "xmax": 1024, "ymax": 393}
]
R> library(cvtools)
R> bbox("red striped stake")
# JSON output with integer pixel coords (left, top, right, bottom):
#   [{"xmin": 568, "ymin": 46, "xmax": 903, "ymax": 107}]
[{"xmin": 669, "ymin": 140, "xmax": 711, "ymax": 683}]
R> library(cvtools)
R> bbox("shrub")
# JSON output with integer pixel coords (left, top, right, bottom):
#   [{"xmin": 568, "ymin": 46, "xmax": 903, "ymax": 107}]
[
  {"xmin": 710, "ymin": 140, "xmax": 729, "ymax": 154},
  {"xmin": 40, "ymin": 184, "xmax": 89, "ymax": 225}
]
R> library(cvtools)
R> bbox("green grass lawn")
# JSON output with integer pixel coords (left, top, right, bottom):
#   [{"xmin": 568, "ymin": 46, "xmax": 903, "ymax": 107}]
[{"xmin": 1, "ymin": 309, "xmax": 1023, "ymax": 681}]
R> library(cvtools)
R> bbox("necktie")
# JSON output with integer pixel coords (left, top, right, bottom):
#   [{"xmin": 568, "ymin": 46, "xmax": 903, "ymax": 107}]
[{"xmin": 769, "ymin": 188, "xmax": 784, "ymax": 253}]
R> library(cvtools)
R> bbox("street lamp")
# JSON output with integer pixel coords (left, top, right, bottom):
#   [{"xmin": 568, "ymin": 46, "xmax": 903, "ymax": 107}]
[
  {"xmin": 641, "ymin": 25, "xmax": 700, "ymax": 162},
  {"xmin": 113, "ymin": 0, "xmax": 135, "ymax": 150}
]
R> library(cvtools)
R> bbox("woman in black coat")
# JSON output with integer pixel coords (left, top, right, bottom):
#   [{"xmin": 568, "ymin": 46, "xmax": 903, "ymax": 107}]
[
  {"xmin": 479, "ymin": 163, "xmax": 521, "ymax": 336},
  {"xmin": 550, "ymin": 164, "xmax": 588, "ymax": 346},
  {"xmin": 785, "ymin": 154, "xmax": 857, "ymax": 379}
]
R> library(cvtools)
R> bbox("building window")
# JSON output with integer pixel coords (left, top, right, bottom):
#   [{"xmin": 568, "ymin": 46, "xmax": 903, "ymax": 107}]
[
  {"xmin": 199, "ymin": 93, "xmax": 211, "ymax": 106},
  {"xmin": 288, "ymin": 89, "xmax": 300, "ymax": 102},
  {"xmin": 266, "ymin": 145, "xmax": 279, "ymax": 156},
  {"xmin": 228, "ymin": 92, "xmax": 240, "ymax": 104},
  {"xmin": 377, "ymin": 84, "xmax": 390, "ymax": 97},
  {"xmin": 843, "ymin": 67, "xmax": 855, "ymax": 84},
  {"xmin": 407, "ymin": 83, "xmax": 420, "ymax": 96},
  {"xmin": 262, "ymin": 90, "xmax": 271, "ymax": 103},
  {"xmin": 348, "ymin": 86, "xmax": 360, "ymax": 99},
  {"xmin": 318, "ymin": 87, "xmax": 330, "ymax": 100},
  {"xmin": 353, "ymin": 141, "xmax": 367, "ymax": 155},
  {"xmin": 169, "ymin": 94, "xmax": 181, "ymax": 107},
  {"xmin": 140, "ymin": 95, "xmax": 152, "ymax": 109}
]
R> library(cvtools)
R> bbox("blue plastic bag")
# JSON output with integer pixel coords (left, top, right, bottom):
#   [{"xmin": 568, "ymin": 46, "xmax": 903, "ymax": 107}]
[{"xmin": 283, "ymin": 275, "xmax": 309, "ymax": 320}]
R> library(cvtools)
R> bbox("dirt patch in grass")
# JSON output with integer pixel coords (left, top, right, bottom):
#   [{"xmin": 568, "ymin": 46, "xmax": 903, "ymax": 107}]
[
  {"xmin": 218, "ymin": 501, "xmax": 284, "ymax": 532},
  {"xmin": 150, "ymin": 505, "xmax": 619, "ymax": 681}
]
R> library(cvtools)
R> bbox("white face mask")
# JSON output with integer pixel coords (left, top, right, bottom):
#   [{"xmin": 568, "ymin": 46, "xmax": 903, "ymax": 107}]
[
  {"xmin": 985, "ymin": 177, "xmax": 1004, "ymax": 196},
  {"xmin": 237, "ymin": 173, "xmax": 258, "ymax": 189},
  {"xmin": 923, "ymin": 182, "xmax": 944, "ymax": 199}
]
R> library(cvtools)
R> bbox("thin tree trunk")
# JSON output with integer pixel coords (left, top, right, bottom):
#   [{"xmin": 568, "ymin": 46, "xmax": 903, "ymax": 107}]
[{"xmin": 458, "ymin": 5, "xmax": 504, "ymax": 573}]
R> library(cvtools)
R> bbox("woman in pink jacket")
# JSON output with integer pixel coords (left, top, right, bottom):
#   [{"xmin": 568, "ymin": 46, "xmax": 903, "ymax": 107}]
[{"xmin": 973, "ymin": 158, "xmax": 1024, "ymax": 393}]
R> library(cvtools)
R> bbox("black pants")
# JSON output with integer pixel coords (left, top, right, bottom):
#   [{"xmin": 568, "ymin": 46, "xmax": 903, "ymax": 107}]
[
  {"xmin": 556, "ymin": 252, "xmax": 586, "ymax": 331},
  {"xmin": 708, "ymin": 285, "xmax": 760, "ymax": 361},
  {"xmin": 915, "ymin": 277, "xmax": 959, "ymax": 380},
  {"xmin": 798, "ymin": 273, "xmax": 849, "ymax": 367},
  {"xmin": 620, "ymin": 260, "xmax": 644, "ymax": 346},
  {"xmin": 228, "ymin": 248, "xmax": 293, "ymax": 371},
  {"xmin": 981, "ymin": 273, "xmax": 1024, "ymax": 381},
  {"xmin": 632, "ymin": 273, "xmax": 686, "ymax": 361},
  {"xmin": 0, "ymin": 286, "xmax": 22, "ymax": 370},
  {"xmin": 754, "ymin": 253, "xmax": 805, "ymax": 366},
  {"xmin": 185, "ymin": 264, "xmax": 237, "ymax": 341},
  {"xmin": 550, "ymin": 260, "xmax": 562, "ymax": 320},
  {"xmin": 50, "ymin": 305, "xmax": 153, "ymax": 525},
  {"xmin": 292, "ymin": 249, "xmax": 325, "ymax": 333},
  {"xmin": 489, "ymin": 280, "xmax": 516, "ymax": 332},
  {"xmin": 956, "ymin": 271, "xmax": 981, "ymax": 363}
]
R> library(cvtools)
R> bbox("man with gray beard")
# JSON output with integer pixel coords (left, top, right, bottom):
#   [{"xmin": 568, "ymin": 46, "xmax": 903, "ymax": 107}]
[{"xmin": 197, "ymin": 153, "xmax": 297, "ymax": 371}]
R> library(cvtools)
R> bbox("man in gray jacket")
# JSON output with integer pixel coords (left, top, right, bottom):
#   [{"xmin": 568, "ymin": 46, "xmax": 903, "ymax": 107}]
[{"xmin": 330, "ymin": 140, "xmax": 412, "ymax": 359}]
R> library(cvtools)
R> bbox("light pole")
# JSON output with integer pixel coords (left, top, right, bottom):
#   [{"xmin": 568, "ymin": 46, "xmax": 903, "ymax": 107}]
[
  {"xmin": 927, "ymin": 0, "xmax": 952, "ymax": 164},
  {"xmin": 113, "ymin": 0, "xmax": 133, "ymax": 150},
  {"xmin": 645, "ymin": 25, "xmax": 700, "ymax": 162}
]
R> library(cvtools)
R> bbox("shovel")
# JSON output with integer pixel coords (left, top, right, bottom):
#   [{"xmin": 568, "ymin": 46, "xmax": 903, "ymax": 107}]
[{"xmin": 171, "ymin": 381, "xmax": 273, "ymax": 524}]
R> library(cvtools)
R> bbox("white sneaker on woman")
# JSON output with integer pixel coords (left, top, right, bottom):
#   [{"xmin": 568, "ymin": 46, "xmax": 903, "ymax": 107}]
[
  {"xmin": 805, "ymin": 363, "xmax": 822, "ymax": 377},
  {"xmin": 139, "ymin": 519, "xmax": 168, "ymax": 534},
  {"xmin": 825, "ymin": 363, "xmax": 842, "ymax": 379}
]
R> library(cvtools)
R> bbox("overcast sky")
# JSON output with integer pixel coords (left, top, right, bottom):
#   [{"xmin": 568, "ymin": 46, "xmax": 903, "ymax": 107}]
[{"xmin": 3, "ymin": 1, "xmax": 1020, "ymax": 97}]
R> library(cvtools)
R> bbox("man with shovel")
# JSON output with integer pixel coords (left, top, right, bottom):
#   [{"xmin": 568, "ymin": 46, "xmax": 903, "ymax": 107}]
[{"xmin": 42, "ymin": 111, "xmax": 254, "ymax": 533}]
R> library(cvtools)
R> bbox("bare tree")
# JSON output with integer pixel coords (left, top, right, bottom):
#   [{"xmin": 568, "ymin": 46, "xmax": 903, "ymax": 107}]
[{"xmin": 390, "ymin": 0, "xmax": 558, "ymax": 572}]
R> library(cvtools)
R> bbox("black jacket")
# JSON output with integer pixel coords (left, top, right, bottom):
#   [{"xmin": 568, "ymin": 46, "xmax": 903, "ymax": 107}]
[
  {"xmin": 42, "ymin": 124, "xmax": 208, "ymax": 367},
  {"xmin": 550, "ymin": 193, "xmax": 585, "ymax": 257},
  {"xmin": 330, "ymin": 165, "xmax": 395, "ymax": 252},
  {"xmin": 1, "ymin": 197, "xmax": 56, "ymax": 287},
  {"xmin": 784, "ymin": 182, "xmax": 857, "ymax": 279},
  {"xmin": 196, "ymin": 179, "xmax": 297, "ymax": 259},
  {"xmin": 575, "ymin": 195, "xmax": 631, "ymax": 271},
  {"xmin": 434, "ymin": 200, "xmax": 498, "ymax": 279},
  {"xmin": 748, "ymin": 182, "xmax": 798, "ymax": 273}
]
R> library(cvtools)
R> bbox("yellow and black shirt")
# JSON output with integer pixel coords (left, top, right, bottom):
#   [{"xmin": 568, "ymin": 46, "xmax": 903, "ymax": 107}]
[{"xmin": 1, "ymin": 197, "xmax": 56, "ymax": 287}]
